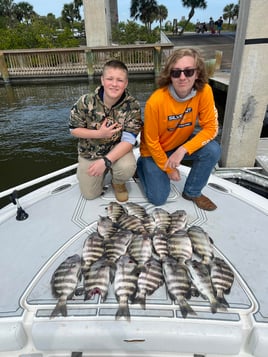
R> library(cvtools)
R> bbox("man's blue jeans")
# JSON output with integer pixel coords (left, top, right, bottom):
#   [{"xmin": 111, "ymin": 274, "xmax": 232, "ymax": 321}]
[{"xmin": 137, "ymin": 140, "xmax": 221, "ymax": 206}]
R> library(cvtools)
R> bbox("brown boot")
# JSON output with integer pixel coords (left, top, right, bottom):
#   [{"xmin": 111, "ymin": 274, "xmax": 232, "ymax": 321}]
[
  {"xmin": 112, "ymin": 182, "xmax": 128, "ymax": 202},
  {"xmin": 182, "ymin": 192, "xmax": 217, "ymax": 211}
]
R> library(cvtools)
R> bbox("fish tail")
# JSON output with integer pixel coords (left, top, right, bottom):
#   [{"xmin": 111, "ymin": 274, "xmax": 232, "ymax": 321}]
[
  {"xmin": 50, "ymin": 300, "xmax": 67, "ymax": 318},
  {"xmin": 210, "ymin": 298, "xmax": 225, "ymax": 314},
  {"xmin": 180, "ymin": 300, "xmax": 197, "ymax": 318},
  {"xmin": 133, "ymin": 294, "xmax": 146, "ymax": 310},
  {"xmin": 115, "ymin": 303, "xmax": 131, "ymax": 322},
  {"xmin": 217, "ymin": 295, "xmax": 230, "ymax": 308},
  {"xmin": 84, "ymin": 291, "xmax": 92, "ymax": 301}
]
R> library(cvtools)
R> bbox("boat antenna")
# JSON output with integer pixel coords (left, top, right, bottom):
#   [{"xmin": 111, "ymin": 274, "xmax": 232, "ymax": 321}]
[{"xmin": 10, "ymin": 190, "xmax": 29, "ymax": 221}]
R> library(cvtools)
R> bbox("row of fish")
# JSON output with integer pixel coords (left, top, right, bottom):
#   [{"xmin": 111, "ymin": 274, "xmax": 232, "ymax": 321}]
[{"xmin": 50, "ymin": 201, "xmax": 234, "ymax": 320}]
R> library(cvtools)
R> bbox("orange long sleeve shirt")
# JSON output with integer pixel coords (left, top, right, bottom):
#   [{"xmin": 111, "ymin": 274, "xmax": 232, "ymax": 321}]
[{"xmin": 139, "ymin": 83, "xmax": 219, "ymax": 172}]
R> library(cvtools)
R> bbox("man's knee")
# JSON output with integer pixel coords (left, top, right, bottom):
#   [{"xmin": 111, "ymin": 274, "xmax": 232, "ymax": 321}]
[{"xmin": 147, "ymin": 190, "xmax": 169, "ymax": 206}]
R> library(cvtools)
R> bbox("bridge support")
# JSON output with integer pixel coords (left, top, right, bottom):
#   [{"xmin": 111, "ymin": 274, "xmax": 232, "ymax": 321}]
[
  {"xmin": 83, "ymin": 0, "xmax": 118, "ymax": 47},
  {"xmin": 220, "ymin": 0, "xmax": 268, "ymax": 167}
]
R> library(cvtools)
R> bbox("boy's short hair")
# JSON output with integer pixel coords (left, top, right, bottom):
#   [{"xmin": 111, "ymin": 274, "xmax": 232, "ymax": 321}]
[{"xmin": 103, "ymin": 60, "xmax": 129, "ymax": 75}]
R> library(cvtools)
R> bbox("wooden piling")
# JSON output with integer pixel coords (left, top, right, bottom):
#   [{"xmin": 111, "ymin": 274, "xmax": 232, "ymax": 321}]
[{"xmin": 0, "ymin": 52, "xmax": 10, "ymax": 83}]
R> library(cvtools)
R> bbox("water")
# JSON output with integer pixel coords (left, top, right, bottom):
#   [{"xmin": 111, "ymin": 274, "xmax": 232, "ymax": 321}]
[{"xmin": 0, "ymin": 79, "xmax": 157, "ymax": 193}]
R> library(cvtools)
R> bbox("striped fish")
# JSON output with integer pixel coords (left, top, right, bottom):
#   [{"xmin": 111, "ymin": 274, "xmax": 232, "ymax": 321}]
[
  {"xmin": 167, "ymin": 229, "xmax": 193, "ymax": 264},
  {"xmin": 97, "ymin": 215, "xmax": 118, "ymax": 241},
  {"xmin": 143, "ymin": 214, "xmax": 157, "ymax": 234},
  {"xmin": 168, "ymin": 210, "xmax": 188, "ymax": 234},
  {"xmin": 150, "ymin": 208, "xmax": 171, "ymax": 233},
  {"xmin": 152, "ymin": 231, "xmax": 169, "ymax": 261},
  {"xmin": 114, "ymin": 255, "xmax": 139, "ymax": 321},
  {"xmin": 106, "ymin": 201, "xmax": 125, "ymax": 223},
  {"xmin": 163, "ymin": 256, "xmax": 196, "ymax": 318},
  {"xmin": 50, "ymin": 254, "xmax": 82, "ymax": 318},
  {"xmin": 117, "ymin": 213, "xmax": 147, "ymax": 234},
  {"xmin": 187, "ymin": 260, "xmax": 225, "ymax": 314},
  {"xmin": 124, "ymin": 202, "xmax": 147, "ymax": 220},
  {"xmin": 211, "ymin": 257, "xmax": 234, "ymax": 307},
  {"xmin": 81, "ymin": 232, "xmax": 104, "ymax": 270},
  {"xmin": 128, "ymin": 233, "xmax": 153, "ymax": 270},
  {"xmin": 83, "ymin": 256, "xmax": 111, "ymax": 302},
  {"xmin": 134, "ymin": 257, "xmax": 164, "ymax": 309},
  {"xmin": 104, "ymin": 230, "xmax": 133, "ymax": 269},
  {"xmin": 187, "ymin": 225, "xmax": 214, "ymax": 265}
]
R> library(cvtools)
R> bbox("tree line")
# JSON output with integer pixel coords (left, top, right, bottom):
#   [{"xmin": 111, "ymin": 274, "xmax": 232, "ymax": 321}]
[{"xmin": 0, "ymin": 0, "xmax": 239, "ymax": 49}]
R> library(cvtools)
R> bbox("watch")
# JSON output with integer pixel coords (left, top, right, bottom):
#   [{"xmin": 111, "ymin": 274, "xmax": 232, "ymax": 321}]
[{"xmin": 103, "ymin": 156, "xmax": 112, "ymax": 169}]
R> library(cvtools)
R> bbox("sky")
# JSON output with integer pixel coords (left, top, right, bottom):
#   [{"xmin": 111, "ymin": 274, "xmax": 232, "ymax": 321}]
[{"xmin": 27, "ymin": 0, "xmax": 233, "ymax": 24}]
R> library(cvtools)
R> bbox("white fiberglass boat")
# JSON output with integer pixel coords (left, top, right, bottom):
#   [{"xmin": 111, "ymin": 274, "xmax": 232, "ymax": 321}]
[{"xmin": 0, "ymin": 159, "xmax": 267, "ymax": 357}]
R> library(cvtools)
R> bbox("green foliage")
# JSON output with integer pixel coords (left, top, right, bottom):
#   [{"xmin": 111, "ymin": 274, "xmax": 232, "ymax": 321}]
[
  {"xmin": 0, "ymin": 0, "xmax": 83, "ymax": 48},
  {"xmin": 112, "ymin": 20, "xmax": 158, "ymax": 45},
  {"xmin": 0, "ymin": 22, "xmax": 80, "ymax": 49}
]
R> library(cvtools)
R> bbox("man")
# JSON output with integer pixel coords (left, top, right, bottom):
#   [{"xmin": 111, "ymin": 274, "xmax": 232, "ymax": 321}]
[{"xmin": 137, "ymin": 48, "xmax": 221, "ymax": 211}]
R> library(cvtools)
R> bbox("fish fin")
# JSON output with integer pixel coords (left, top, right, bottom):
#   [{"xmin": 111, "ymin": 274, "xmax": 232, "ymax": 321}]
[
  {"xmin": 106, "ymin": 260, "xmax": 117, "ymax": 271},
  {"xmin": 209, "ymin": 236, "xmax": 214, "ymax": 244},
  {"xmin": 210, "ymin": 298, "xmax": 226, "ymax": 314},
  {"xmin": 74, "ymin": 286, "xmax": 84, "ymax": 296},
  {"xmin": 50, "ymin": 299, "xmax": 67, "ymax": 318},
  {"xmin": 101, "ymin": 291, "xmax": 109, "ymax": 303},
  {"xmin": 133, "ymin": 294, "xmax": 146, "ymax": 310},
  {"xmin": 224, "ymin": 287, "xmax": 231, "ymax": 295},
  {"xmin": 179, "ymin": 300, "xmax": 197, "ymax": 318},
  {"xmin": 109, "ymin": 268, "xmax": 115, "ymax": 284},
  {"xmin": 218, "ymin": 296, "xmax": 229, "ymax": 308},
  {"xmin": 115, "ymin": 303, "xmax": 131, "ymax": 322}
]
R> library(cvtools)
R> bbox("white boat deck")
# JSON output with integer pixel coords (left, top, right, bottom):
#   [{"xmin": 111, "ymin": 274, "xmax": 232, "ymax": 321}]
[{"xmin": 0, "ymin": 165, "xmax": 267, "ymax": 357}]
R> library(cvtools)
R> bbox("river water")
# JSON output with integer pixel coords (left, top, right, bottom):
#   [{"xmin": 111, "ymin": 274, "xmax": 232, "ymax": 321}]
[{"xmin": 0, "ymin": 79, "xmax": 226, "ymax": 199}]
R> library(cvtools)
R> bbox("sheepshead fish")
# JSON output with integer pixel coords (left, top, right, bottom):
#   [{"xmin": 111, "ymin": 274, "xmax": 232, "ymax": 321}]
[
  {"xmin": 151, "ymin": 207, "xmax": 171, "ymax": 233},
  {"xmin": 143, "ymin": 214, "xmax": 157, "ymax": 234},
  {"xmin": 97, "ymin": 215, "xmax": 118, "ymax": 241},
  {"xmin": 187, "ymin": 225, "xmax": 214, "ymax": 265},
  {"xmin": 81, "ymin": 231, "xmax": 104, "ymax": 270},
  {"xmin": 134, "ymin": 257, "xmax": 164, "ymax": 309},
  {"xmin": 211, "ymin": 257, "xmax": 234, "ymax": 307},
  {"xmin": 152, "ymin": 231, "xmax": 169, "ymax": 261},
  {"xmin": 168, "ymin": 210, "xmax": 188, "ymax": 234},
  {"xmin": 106, "ymin": 201, "xmax": 125, "ymax": 223},
  {"xmin": 83, "ymin": 257, "xmax": 111, "ymax": 302},
  {"xmin": 117, "ymin": 213, "xmax": 147, "ymax": 234},
  {"xmin": 124, "ymin": 202, "xmax": 147, "ymax": 220},
  {"xmin": 50, "ymin": 254, "xmax": 82, "ymax": 318},
  {"xmin": 128, "ymin": 233, "xmax": 153, "ymax": 270},
  {"xmin": 114, "ymin": 255, "xmax": 139, "ymax": 321},
  {"xmin": 162, "ymin": 256, "xmax": 196, "ymax": 318},
  {"xmin": 167, "ymin": 229, "xmax": 193, "ymax": 264},
  {"xmin": 104, "ymin": 230, "xmax": 133, "ymax": 269},
  {"xmin": 187, "ymin": 260, "xmax": 225, "ymax": 314}
]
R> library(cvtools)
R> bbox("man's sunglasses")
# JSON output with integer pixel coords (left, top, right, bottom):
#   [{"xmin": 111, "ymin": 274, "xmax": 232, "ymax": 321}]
[{"xmin": 170, "ymin": 68, "xmax": 196, "ymax": 78}]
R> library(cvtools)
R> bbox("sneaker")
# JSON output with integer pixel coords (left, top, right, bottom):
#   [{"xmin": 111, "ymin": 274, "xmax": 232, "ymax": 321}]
[{"xmin": 112, "ymin": 183, "xmax": 128, "ymax": 202}]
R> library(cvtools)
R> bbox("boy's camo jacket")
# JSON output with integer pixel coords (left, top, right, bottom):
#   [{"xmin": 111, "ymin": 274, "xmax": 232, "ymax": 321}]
[{"xmin": 69, "ymin": 86, "xmax": 142, "ymax": 160}]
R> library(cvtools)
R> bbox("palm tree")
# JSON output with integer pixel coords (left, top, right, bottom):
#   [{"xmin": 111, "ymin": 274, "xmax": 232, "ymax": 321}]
[
  {"xmin": 157, "ymin": 4, "xmax": 168, "ymax": 29},
  {"xmin": 180, "ymin": 0, "xmax": 207, "ymax": 35},
  {"xmin": 61, "ymin": 2, "xmax": 81, "ymax": 29},
  {"xmin": 130, "ymin": 0, "xmax": 159, "ymax": 30},
  {"xmin": 223, "ymin": 3, "xmax": 239, "ymax": 26},
  {"xmin": 14, "ymin": 2, "xmax": 35, "ymax": 24},
  {"xmin": 0, "ymin": 0, "xmax": 17, "ymax": 26}
]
